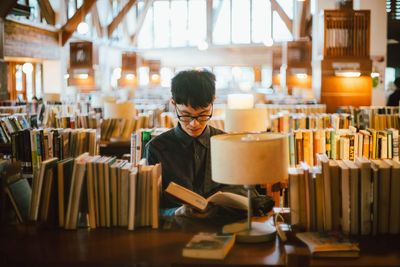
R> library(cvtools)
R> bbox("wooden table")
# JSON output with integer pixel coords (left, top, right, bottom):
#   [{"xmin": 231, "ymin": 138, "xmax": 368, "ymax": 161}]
[
  {"xmin": 0, "ymin": 217, "xmax": 285, "ymax": 267},
  {"xmin": 0, "ymin": 217, "xmax": 400, "ymax": 267}
]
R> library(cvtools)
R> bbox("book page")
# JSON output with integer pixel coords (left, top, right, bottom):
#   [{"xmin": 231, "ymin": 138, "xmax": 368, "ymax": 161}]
[
  {"xmin": 165, "ymin": 182, "xmax": 207, "ymax": 210},
  {"xmin": 207, "ymin": 192, "xmax": 248, "ymax": 210}
]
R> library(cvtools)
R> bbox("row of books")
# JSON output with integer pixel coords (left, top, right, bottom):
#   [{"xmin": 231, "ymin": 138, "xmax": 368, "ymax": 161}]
[
  {"xmin": 255, "ymin": 104, "xmax": 327, "ymax": 115},
  {"xmin": 159, "ymin": 112, "xmax": 175, "ymax": 129},
  {"xmin": 131, "ymin": 128, "xmax": 168, "ymax": 165},
  {"xmin": 0, "ymin": 114, "xmax": 31, "ymax": 144},
  {"xmin": 100, "ymin": 114, "xmax": 152, "ymax": 142},
  {"xmin": 270, "ymin": 112, "xmax": 353, "ymax": 133},
  {"xmin": 41, "ymin": 104, "xmax": 81, "ymax": 128},
  {"xmin": 0, "ymin": 106, "xmax": 26, "ymax": 114},
  {"xmin": 289, "ymin": 154, "xmax": 400, "ymax": 235},
  {"xmin": 255, "ymin": 104, "xmax": 326, "ymax": 129},
  {"xmin": 11, "ymin": 128, "xmax": 97, "ymax": 174},
  {"xmin": 49, "ymin": 114, "xmax": 99, "ymax": 129},
  {"xmin": 29, "ymin": 153, "xmax": 161, "ymax": 230},
  {"xmin": 288, "ymin": 127, "xmax": 399, "ymax": 167},
  {"xmin": 338, "ymin": 106, "xmax": 400, "ymax": 130}
]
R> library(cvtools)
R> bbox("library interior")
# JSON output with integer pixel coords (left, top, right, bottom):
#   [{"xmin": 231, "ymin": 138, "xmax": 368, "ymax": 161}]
[{"xmin": 1, "ymin": 0, "xmax": 400, "ymax": 266}]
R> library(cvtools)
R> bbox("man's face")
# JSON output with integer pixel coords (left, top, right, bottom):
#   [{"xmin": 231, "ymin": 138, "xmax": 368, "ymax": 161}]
[{"xmin": 173, "ymin": 101, "xmax": 213, "ymax": 137}]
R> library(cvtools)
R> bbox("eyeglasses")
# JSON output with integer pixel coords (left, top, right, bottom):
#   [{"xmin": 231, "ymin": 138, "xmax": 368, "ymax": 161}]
[{"xmin": 175, "ymin": 105, "xmax": 213, "ymax": 123}]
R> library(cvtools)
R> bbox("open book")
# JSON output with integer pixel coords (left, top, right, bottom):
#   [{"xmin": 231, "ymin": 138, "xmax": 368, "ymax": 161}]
[{"xmin": 165, "ymin": 182, "xmax": 248, "ymax": 211}]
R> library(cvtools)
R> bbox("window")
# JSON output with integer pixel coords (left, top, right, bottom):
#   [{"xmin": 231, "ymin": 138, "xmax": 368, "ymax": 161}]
[
  {"xmin": 232, "ymin": 66, "xmax": 254, "ymax": 91},
  {"xmin": 138, "ymin": 5, "xmax": 153, "ymax": 48},
  {"xmin": 16, "ymin": 65, "xmax": 23, "ymax": 93},
  {"xmin": 139, "ymin": 67, "xmax": 150, "ymax": 86},
  {"xmin": 136, "ymin": 0, "xmax": 293, "ymax": 48},
  {"xmin": 232, "ymin": 0, "xmax": 250, "ymax": 44},
  {"xmin": 276, "ymin": 0, "xmax": 293, "ymax": 20},
  {"xmin": 154, "ymin": 1, "xmax": 170, "ymax": 48},
  {"xmin": 188, "ymin": 0, "xmax": 207, "ymax": 46},
  {"xmin": 272, "ymin": 11, "xmax": 293, "ymax": 42},
  {"xmin": 29, "ymin": 0, "xmax": 42, "ymax": 23},
  {"xmin": 171, "ymin": 1, "xmax": 188, "ymax": 46},
  {"xmin": 35, "ymin": 64, "xmax": 42, "ymax": 99},
  {"xmin": 161, "ymin": 67, "xmax": 174, "ymax": 87},
  {"xmin": 214, "ymin": 66, "xmax": 232, "ymax": 89},
  {"xmin": 67, "ymin": 0, "xmax": 76, "ymax": 19},
  {"xmin": 252, "ymin": 0, "xmax": 271, "ymax": 43},
  {"xmin": 212, "ymin": 0, "xmax": 231, "ymax": 45},
  {"xmin": 262, "ymin": 66, "xmax": 273, "ymax": 88},
  {"xmin": 8, "ymin": 62, "xmax": 43, "ymax": 101}
]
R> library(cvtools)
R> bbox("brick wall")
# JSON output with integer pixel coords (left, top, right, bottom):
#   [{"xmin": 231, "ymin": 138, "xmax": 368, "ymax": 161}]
[{"xmin": 4, "ymin": 20, "xmax": 60, "ymax": 60}]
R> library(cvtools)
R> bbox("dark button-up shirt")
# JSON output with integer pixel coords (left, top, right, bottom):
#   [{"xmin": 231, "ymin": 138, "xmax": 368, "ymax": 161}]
[{"xmin": 145, "ymin": 124, "xmax": 225, "ymax": 208}]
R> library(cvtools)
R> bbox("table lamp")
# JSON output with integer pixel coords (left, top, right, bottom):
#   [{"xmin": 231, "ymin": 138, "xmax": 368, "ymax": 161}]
[
  {"xmin": 103, "ymin": 101, "xmax": 136, "ymax": 120},
  {"xmin": 225, "ymin": 93, "xmax": 267, "ymax": 133},
  {"xmin": 225, "ymin": 108, "xmax": 267, "ymax": 133},
  {"xmin": 211, "ymin": 133, "xmax": 288, "ymax": 243}
]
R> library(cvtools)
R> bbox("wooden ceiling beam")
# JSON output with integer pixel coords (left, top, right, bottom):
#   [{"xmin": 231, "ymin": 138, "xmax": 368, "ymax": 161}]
[
  {"xmin": 131, "ymin": 0, "xmax": 154, "ymax": 45},
  {"xmin": 299, "ymin": 0, "xmax": 310, "ymax": 38},
  {"xmin": 60, "ymin": 0, "xmax": 97, "ymax": 46},
  {"xmin": 107, "ymin": 0, "xmax": 137, "ymax": 38},
  {"xmin": 0, "ymin": 0, "xmax": 17, "ymax": 19},
  {"xmin": 91, "ymin": 3, "xmax": 103, "ymax": 38},
  {"xmin": 270, "ymin": 0, "xmax": 293, "ymax": 35},
  {"xmin": 38, "ymin": 0, "xmax": 55, "ymax": 25}
]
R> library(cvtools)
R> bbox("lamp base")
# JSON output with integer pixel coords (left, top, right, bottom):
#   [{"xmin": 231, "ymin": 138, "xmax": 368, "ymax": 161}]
[{"xmin": 236, "ymin": 221, "xmax": 276, "ymax": 243}]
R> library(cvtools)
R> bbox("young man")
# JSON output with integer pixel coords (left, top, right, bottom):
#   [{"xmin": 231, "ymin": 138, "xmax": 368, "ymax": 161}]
[
  {"xmin": 387, "ymin": 77, "xmax": 400, "ymax": 106},
  {"xmin": 145, "ymin": 70, "xmax": 273, "ymax": 217}
]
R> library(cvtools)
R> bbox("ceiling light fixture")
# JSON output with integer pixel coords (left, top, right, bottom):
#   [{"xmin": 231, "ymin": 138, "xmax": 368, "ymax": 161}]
[
  {"xmin": 263, "ymin": 39, "xmax": 274, "ymax": 47},
  {"xmin": 77, "ymin": 22, "xmax": 89, "ymax": 35},
  {"xmin": 335, "ymin": 70, "xmax": 361, "ymax": 78},
  {"xmin": 22, "ymin": 62, "xmax": 33, "ymax": 74},
  {"xmin": 126, "ymin": 73, "xmax": 135, "ymax": 80},
  {"xmin": 197, "ymin": 41, "xmax": 209, "ymax": 51}
]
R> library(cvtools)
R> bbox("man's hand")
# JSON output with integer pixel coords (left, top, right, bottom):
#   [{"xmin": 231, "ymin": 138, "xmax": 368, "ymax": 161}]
[
  {"xmin": 174, "ymin": 204, "xmax": 218, "ymax": 219},
  {"xmin": 252, "ymin": 195, "xmax": 275, "ymax": 216}
]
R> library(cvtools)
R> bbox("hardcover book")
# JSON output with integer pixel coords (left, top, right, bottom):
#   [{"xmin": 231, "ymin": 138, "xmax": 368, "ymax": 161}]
[
  {"xmin": 296, "ymin": 232, "xmax": 359, "ymax": 258},
  {"xmin": 182, "ymin": 232, "xmax": 235, "ymax": 260},
  {"xmin": 165, "ymin": 182, "xmax": 247, "ymax": 211}
]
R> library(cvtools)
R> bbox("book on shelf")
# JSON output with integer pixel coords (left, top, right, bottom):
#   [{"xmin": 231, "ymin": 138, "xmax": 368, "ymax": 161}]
[
  {"xmin": 3, "ymin": 162, "xmax": 31, "ymax": 223},
  {"xmin": 371, "ymin": 159, "xmax": 390, "ymax": 234},
  {"xmin": 165, "ymin": 182, "xmax": 248, "ymax": 212},
  {"xmin": 57, "ymin": 157, "xmax": 74, "ymax": 227},
  {"xmin": 65, "ymin": 153, "xmax": 90, "ymax": 230},
  {"xmin": 383, "ymin": 159, "xmax": 400, "ymax": 234},
  {"xmin": 296, "ymin": 232, "xmax": 359, "ymax": 258},
  {"xmin": 29, "ymin": 157, "xmax": 58, "ymax": 221},
  {"xmin": 182, "ymin": 232, "xmax": 236, "ymax": 260},
  {"xmin": 354, "ymin": 156, "xmax": 372, "ymax": 235}
]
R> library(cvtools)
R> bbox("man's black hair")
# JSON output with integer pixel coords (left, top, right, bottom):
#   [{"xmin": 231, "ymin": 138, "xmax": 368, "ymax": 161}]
[
  {"xmin": 171, "ymin": 70, "xmax": 215, "ymax": 108},
  {"xmin": 394, "ymin": 77, "xmax": 400, "ymax": 89}
]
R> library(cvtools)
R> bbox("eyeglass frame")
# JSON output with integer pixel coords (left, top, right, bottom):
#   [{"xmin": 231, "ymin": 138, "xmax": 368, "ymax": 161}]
[{"xmin": 175, "ymin": 104, "xmax": 213, "ymax": 123}]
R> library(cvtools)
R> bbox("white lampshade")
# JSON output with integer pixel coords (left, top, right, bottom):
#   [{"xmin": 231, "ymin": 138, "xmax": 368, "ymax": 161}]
[
  {"xmin": 43, "ymin": 93, "xmax": 60, "ymax": 102},
  {"xmin": 224, "ymin": 108, "xmax": 267, "ymax": 133},
  {"xmin": 227, "ymin": 94, "xmax": 254, "ymax": 109},
  {"xmin": 103, "ymin": 101, "xmax": 135, "ymax": 119},
  {"xmin": 211, "ymin": 133, "xmax": 288, "ymax": 185}
]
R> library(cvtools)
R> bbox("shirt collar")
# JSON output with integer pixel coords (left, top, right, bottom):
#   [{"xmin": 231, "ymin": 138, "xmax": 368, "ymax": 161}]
[{"xmin": 174, "ymin": 123, "xmax": 210, "ymax": 148}]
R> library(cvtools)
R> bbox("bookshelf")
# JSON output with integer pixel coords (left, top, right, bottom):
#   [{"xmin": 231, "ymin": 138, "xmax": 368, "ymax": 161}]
[
  {"xmin": 318, "ymin": 8, "xmax": 372, "ymax": 113},
  {"xmin": 98, "ymin": 140, "xmax": 130, "ymax": 158}
]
